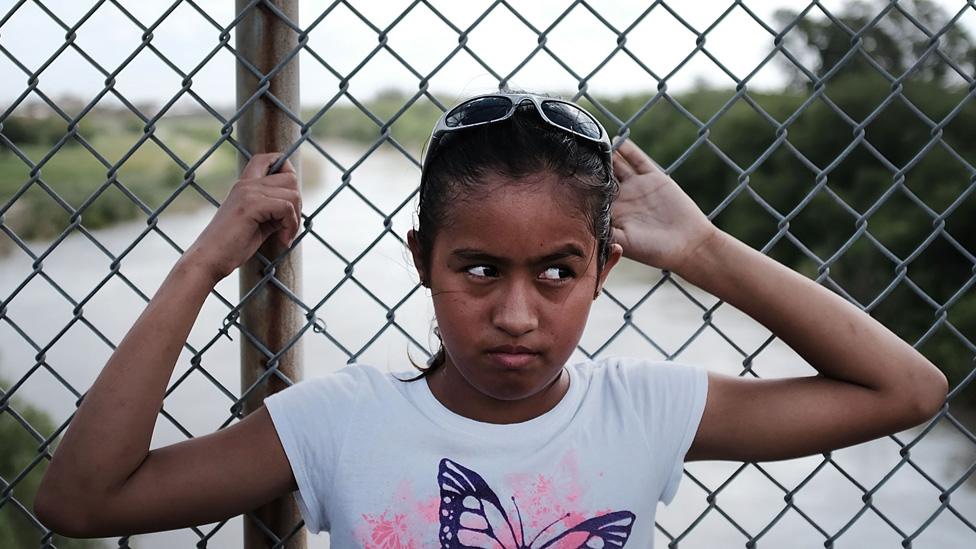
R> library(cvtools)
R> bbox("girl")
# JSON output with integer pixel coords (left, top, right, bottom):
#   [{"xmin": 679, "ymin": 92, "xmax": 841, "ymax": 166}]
[{"xmin": 34, "ymin": 91, "xmax": 947, "ymax": 547}]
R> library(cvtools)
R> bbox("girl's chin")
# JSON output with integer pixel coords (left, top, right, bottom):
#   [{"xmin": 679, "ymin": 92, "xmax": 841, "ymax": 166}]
[
  {"xmin": 448, "ymin": 354, "xmax": 564, "ymax": 397},
  {"xmin": 472, "ymin": 370, "xmax": 562, "ymax": 402}
]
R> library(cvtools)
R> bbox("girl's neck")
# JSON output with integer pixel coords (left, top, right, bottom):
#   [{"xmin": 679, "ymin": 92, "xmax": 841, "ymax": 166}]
[{"xmin": 425, "ymin": 363, "xmax": 570, "ymax": 424}]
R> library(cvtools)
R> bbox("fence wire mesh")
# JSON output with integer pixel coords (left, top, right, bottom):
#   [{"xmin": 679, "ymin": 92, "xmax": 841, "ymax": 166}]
[{"xmin": 1, "ymin": 0, "xmax": 975, "ymax": 547}]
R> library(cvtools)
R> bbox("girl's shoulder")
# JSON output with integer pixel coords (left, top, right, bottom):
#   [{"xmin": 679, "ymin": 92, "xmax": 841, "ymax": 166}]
[
  {"xmin": 294, "ymin": 362, "xmax": 392, "ymax": 385},
  {"xmin": 572, "ymin": 356, "xmax": 708, "ymax": 402},
  {"xmin": 264, "ymin": 362, "xmax": 393, "ymax": 408}
]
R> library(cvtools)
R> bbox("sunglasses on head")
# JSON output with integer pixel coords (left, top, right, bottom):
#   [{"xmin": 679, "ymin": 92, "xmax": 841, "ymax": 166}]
[{"xmin": 421, "ymin": 92, "xmax": 613, "ymax": 170}]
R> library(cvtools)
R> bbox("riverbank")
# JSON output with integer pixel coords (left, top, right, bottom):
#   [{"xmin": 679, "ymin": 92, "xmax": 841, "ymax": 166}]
[{"xmin": 0, "ymin": 141, "xmax": 323, "ymax": 258}]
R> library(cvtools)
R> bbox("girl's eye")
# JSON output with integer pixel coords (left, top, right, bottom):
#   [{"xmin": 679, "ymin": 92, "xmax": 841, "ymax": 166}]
[
  {"xmin": 466, "ymin": 265, "xmax": 498, "ymax": 278},
  {"xmin": 540, "ymin": 266, "xmax": 574, "ymax": 281}
]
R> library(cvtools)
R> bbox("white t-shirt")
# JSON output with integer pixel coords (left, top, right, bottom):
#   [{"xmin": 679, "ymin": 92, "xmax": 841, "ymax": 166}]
[{"xmin": 263, "ymin": 357, "xmax": 708, "ymax": 548}]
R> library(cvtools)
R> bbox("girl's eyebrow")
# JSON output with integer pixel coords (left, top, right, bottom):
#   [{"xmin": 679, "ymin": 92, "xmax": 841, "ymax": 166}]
[{"xmin": 450, "ymin": 244, "xmax": 588, "ymax": 264}]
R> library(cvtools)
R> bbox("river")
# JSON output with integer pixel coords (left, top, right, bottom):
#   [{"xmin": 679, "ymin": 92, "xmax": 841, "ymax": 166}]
[{"xmin": 1, "ymin": 141, "xmax": 973, "ymax": 548}]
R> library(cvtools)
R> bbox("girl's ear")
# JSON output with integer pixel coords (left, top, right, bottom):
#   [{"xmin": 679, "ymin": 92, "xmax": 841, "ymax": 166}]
[
  {"xmin": 594, "ymin": 243, "xmax": 623, "ymax": 299},
  {"xmin": 407, "ymin": 229, "xmax": 427, "ymax": 287}
]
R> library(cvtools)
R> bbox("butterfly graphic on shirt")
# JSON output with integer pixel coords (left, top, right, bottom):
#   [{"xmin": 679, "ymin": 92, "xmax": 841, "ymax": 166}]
[{"xmin": 437, "ymin": 458, "xmax": 635, "ymax": 548}]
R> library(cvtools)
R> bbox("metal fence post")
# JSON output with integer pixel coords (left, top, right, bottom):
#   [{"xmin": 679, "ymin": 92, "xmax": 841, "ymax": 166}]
[{"xmin": 235, "ymin": 1, "xmax": 305, "ymax": 547}]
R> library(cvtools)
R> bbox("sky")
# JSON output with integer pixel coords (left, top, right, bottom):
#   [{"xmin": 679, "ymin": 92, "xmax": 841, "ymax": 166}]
[{"xmin": 1, "ymin": 0, "xmax": 974, "ymax": 113}]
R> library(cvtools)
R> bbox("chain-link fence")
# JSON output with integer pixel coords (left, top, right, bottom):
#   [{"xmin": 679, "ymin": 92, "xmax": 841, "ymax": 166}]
[{"xmin": 1, "ymin": 0, "xmax": 975, "ymax": 547}]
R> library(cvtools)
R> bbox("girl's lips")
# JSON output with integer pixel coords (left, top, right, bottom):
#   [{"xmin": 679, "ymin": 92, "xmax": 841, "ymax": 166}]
[
  {"xmin": 487, "ymin": 344, "xmax": 537, "ymax": 354},
  {"xmin": 486, "ymin": 351, "xmax": 538, "ymax": 368}
]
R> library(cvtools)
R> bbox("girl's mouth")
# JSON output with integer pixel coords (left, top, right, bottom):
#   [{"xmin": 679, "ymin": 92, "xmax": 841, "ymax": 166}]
[
  {"xmin": 486, "ymin": 352, "xmax": 538, "ymax": 368},
  {"xmin": 486, "ymin": 345, "xmax": 540, "ymax": 368}
]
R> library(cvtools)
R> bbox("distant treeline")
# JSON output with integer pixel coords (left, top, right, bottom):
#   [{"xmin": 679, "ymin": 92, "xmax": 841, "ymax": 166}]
[
  {"xmin": 0, "ymin": 112, "xmax": 236, "ymax": 247},
  {"xmin": 0, "ymin": 112, "xmax": 321, "ymax": 253}
]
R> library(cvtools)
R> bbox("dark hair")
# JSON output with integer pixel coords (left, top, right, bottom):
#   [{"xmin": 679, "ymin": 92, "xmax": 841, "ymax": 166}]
[{"xmin": 398, "ymin": 93, "xmax": 618, "ymax": 382}]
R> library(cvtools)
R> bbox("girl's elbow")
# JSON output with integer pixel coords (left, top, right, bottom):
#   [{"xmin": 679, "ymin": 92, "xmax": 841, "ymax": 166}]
[
  {"xmin": 908, "ymin": 363, "xmax": 948, "ymax": 423},
  {"xmin": 34, "ymin": 471, "xmax": 104, "ymax": 539},
  {"xmin": 34, "ymin": 489, "xmax": 94, "ymax": 539}
]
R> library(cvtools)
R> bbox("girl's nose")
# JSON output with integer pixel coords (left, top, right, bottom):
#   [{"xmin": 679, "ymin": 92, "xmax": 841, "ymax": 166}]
[{"xmin": 492, "ymin": 278, "xmax": 539, "ymax": 337}]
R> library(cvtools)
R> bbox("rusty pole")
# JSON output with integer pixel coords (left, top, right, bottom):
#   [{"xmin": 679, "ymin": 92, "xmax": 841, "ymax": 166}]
[{"xmin": 235, "ymin": 1, "xmax": 305, "ymax": 548}]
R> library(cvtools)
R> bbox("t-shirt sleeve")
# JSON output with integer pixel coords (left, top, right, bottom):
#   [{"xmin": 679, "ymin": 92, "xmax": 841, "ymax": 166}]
[
  {"xmin": 262, "ymin": 364, "xmax": 365, "ymax": 534},
  {"xmin": 617, "ymin": 358, "xmax": 709, "ymax": 506}
]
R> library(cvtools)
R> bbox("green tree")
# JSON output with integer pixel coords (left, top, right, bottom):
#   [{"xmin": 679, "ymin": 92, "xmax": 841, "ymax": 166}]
[
  {"xmin": 0, "ymin": 116, "xmax": 68, "ymax": 152},
  {"xmin": 767, "ymin": 0, "xmax": 976, "ymax": 409},
  {"xmin": 774, "ymin": 0, "xmax": 976, "ymax": 87}
]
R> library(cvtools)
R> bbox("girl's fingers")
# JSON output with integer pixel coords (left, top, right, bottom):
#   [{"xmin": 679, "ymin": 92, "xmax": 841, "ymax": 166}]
[
  {"xmin": 611, "ymin": 226, "xmax": 628, "ymax": 249},
  {"xmin": 612, "ymin": 150, "xmax": 636, "ymax": 180},
  {"xmin": 260, "ymin": 197, "xmax": 300, "ymax": 245},
  {"xmin": 271, "ymin": 156, "xmax": 297, "ymax": 175},
  {"xmin": 259, "ymin": 186, "xmax": 302, "ymax": 235},
  {"xmin": 617, "ymin": 139, "xmax": 660, "ymax": 175},
  {"xmin": 241, "ymin": 152, "xmax": 284, "ymax": 180},
  {"xmin": 260, "ymin": 172, "xmax": 300, "ymax": 190}
]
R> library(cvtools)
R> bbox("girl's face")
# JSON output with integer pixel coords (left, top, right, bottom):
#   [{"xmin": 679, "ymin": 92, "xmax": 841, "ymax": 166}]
[{"xmin": 408, "ymin": 171, "xmax": 622, "ymax": 422}]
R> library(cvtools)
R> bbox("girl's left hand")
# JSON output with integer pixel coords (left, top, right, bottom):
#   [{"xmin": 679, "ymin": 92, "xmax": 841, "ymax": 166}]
[{"xmin": 611, "ymin": 139, "xmax": 719, "ymax": 273}]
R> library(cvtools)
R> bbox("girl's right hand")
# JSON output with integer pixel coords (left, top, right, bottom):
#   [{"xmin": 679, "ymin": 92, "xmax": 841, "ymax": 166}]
[{"xmin": 184, "ymin": 152, "xmax": 302, "ymax": 284}]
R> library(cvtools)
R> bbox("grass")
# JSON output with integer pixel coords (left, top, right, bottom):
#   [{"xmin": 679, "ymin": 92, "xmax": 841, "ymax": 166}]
[{"xmin": 0, "ymin": 115, "xmax": 321, "ymax": 256}]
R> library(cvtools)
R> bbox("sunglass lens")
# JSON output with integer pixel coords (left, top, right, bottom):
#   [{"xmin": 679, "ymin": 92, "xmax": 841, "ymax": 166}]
[
  {"xmin": 445, "ymin": 96, "xmax": 514, "ymax": 128},
  {"xmin": 541, "ymin": 101, "xmax": 602, "ymax": 139}
]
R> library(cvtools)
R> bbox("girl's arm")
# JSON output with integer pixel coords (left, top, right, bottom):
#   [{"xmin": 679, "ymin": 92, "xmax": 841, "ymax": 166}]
[
  {"xmin": 611, "ymin": 140, "xmax": 948, "ymax": 462},
  {"xmin": 34, "ymin": 153, "xmax": 303, "ymax": 536}
]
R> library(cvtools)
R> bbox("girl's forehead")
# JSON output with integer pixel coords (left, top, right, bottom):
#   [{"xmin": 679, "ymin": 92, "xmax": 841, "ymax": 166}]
[
  {"xmin": 454, "ymin": 171, "xmax": 590, "ymax": 216},
  {"xmin": 436, "ymin": 174, "xmax": 597, "ymax": 257}
]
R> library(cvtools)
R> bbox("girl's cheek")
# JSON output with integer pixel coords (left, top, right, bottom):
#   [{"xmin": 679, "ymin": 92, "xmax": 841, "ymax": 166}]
[
  {"xmin": 435, "ymin": 292, "xmax": 484, "ymax": 320},
  {"xmin": 545, "ymin": 283, "xmax": 597, "ymax": 310}
]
